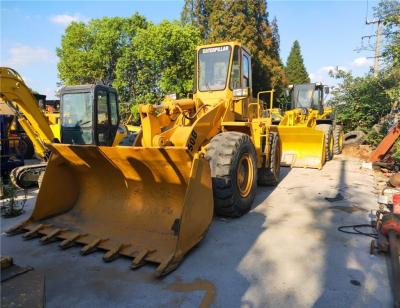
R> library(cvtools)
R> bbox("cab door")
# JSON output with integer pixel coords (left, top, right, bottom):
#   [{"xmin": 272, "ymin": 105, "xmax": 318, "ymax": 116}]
[
  {"xmin": 241, "ymin": 48, "xmax": 252, "ymax": 117},
  {"xmin": 94, "ymin": 86, "xmax": 120, "ymax": 146},
  {"xmin": 94, "ymin": 87, "xmax": 112, "ymax": 146}
]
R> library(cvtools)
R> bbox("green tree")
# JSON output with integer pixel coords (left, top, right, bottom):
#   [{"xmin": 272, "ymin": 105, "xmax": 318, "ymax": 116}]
[
  {"xmin": 114, "ymin": 21, "xmax": 201, "ymax": 105},
  {"xmin": 57, "ymin": 14, "xmax": 147, "ymax": 85},
  {"xmin": 271, "ymin": 16, "xmax": 281, "ymax": 64},
  {"xmin": 329, "ymin": 70, "xmax": 396, "ymax": 131},
  {"xmin": 181, "ymin": 0, "xmax": 214, "ymax": 39},
  {"xmin": 285, "ymin": 40, "xmax": 310, "ymax": 84},
  {"xmin": 375, "ymin": 0, "xmax": 400, "ymax": 67}
]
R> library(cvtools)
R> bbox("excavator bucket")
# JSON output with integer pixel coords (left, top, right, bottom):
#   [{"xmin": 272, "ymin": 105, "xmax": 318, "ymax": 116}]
[
  {"xmin": 8, "ymin": 144, "xmax": 213, "ymax": 277},
  {"xmin": 277, "ymin": 127, "xmax": 326, "ymax": 169}
]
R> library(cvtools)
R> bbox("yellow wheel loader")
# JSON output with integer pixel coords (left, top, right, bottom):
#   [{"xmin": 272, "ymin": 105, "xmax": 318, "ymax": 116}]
[
  {"xmin": 0, "ymin": 68, "xmax": 128, "ymax": 188},
  {"xmin": 275, "ymin": 83, "xmax": 343, "ymax": 169},
  {"xmin": 8, "ymin": 41, "xmax": 281, "ymax": 277}
]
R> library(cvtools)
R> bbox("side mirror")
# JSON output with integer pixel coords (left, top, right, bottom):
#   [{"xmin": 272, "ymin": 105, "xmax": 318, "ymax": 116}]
[
  {"xmin": 324, "ymin": 86, "xmax": 330, "ymax": 94},
  {"xmin": 285, "ymin": 89, "xmax": 290, "ymax": 97},
  {"xmin": 233, "ymin": 88, "xmax": 249, "ymax": 98}
]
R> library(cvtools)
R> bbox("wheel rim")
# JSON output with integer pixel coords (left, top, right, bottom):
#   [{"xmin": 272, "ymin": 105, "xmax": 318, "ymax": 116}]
[
  {"xmin": 329, "ymin": 134, "xmax": 334, "ymax": 156},
  {"xmin": 339, "ymin": 131, "xmax": 344, "ymax": 149},
  {"xmin": 236, "ymin": 153, "xmax": 254, "ymax": 198}
]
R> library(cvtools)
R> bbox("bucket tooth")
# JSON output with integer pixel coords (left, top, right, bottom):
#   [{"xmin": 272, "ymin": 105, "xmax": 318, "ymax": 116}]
[
  {"xmin": 131, "ymin": 249, "xmax": 153, "ymax": 269},
  {"xmin": 80, "ymin": 238, "xmax": 108, "ymax": 255},
  {"xmin": 154, "ymin": 254, "xmax": 178, "ymax": 277},
  {"xmin": 40, "ymin": 228, "xmax": 66, "ymax": 244},
  {"xmin": 23, "ymin": 224, "xmax": 49, "ymax": 240},
  {"xmin": 6, "ymin": 221, "xmax": 28, "ymax": 235},
  {"xmin": 103, "ymin": 244, "xmax": 130, "ymax": 262},
  {"xmin": 59, "ymin": 233, "xmax": 87, "ymax": 249}
]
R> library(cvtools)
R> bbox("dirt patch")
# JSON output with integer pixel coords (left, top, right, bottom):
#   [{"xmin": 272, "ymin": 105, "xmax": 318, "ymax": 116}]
[
  {"xmin": 166, "ymin": 278, "xmax": 216, "ymax": 308},
  {"xmin": 342, "ymin": 144, "xmax": 372, "ymax": 160}
]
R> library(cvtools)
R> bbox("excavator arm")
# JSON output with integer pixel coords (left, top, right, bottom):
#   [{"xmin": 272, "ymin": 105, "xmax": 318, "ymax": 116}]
[{"xmin": 0, "ymin": 67, "xmax": 55, "ymax": 159}]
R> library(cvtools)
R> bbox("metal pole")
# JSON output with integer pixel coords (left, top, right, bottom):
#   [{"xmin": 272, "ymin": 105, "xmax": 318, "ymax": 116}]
[{"xmin": 374, "ymin": 20, "xmax": 382, "ymax": 77}]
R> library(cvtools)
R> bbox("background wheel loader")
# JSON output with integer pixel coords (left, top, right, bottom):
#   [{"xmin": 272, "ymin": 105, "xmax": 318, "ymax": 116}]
[
  {"xmin": 8, "ymin": 41, "xmax": 282, "ymax": 277},
  {"xmin": 0, "ymin": 68, "xmax": 130, "ymax": 188},
  {"xmin": 273, "ymin": 83, "xmax": 343, "ymax": 169}
]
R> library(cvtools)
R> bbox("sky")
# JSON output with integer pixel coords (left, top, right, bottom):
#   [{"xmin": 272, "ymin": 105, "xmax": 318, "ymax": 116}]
[{"xmin": 1, "ymin": 0, "xmax": 380, "ymax": 99}]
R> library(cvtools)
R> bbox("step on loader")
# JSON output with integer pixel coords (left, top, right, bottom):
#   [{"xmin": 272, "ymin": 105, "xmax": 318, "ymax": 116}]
[{"xmin": 8, "ymin": 41, "xmax": 282, "ymax": 276}]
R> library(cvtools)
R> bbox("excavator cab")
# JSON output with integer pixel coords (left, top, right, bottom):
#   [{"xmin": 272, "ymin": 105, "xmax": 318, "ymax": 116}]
[{"xmin": 60, "ymin": 85, "xmax": 120, "ymax": 146}]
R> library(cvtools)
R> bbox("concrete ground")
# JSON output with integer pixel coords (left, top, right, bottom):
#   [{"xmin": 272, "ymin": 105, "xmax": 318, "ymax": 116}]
[{"xmin": 1, "ymin": 155, "xmax": 393, "ymax": 307}]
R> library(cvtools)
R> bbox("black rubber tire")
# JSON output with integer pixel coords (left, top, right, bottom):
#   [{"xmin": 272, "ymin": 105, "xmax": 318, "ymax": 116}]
[
  {"xmin": 333, "ymin": 125, "xmax": 344, "ymax": 155},
  {"xmin": 316, "ymin": 124, "xmax": 334, "ymax": 161},
  {"xmin": 16, "ymin": 136, "xmax": 35, "ymax": 159},
  {"xmin": 205, "ymin": 132, "xmax": 257, "ymax": 217},
  {"xmin": 343, "ymin": 130, "xmax": 365, "ymax": 145},
  {"xmin": 258, "ymin": 132, "xmax": 281, "ymax": 186}
]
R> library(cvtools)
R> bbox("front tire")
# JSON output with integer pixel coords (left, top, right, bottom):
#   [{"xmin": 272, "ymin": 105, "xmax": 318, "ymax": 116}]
[
  {"xmin": 333, "ymin": 125, "xmax": 344, "ymax": 155},
  {"xmin": 316, "ymin": 124, "xmax": 334, "ymax": 161},
  {"xmin": 205, "ymin": 132, "xmax": 257, "ymax": 217}
]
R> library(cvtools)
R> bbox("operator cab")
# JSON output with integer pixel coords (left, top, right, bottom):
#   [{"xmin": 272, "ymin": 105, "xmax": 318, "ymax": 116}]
[
  {"xmin": 195, "ymin": 42, "xmax": 253, "ymax": 120},
  {"xmin": 288, "ymin": 83, "xmax": 329, "ymax": 112},
  {"xmin": 60, "ymin": 84, "xmax": 120, "ymax": 146}
]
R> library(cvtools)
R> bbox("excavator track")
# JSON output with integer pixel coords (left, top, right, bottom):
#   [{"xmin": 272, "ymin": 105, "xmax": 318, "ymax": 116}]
[{"xmin": 10, "ymin": 163, "xmax": 47, "ymax": 189}]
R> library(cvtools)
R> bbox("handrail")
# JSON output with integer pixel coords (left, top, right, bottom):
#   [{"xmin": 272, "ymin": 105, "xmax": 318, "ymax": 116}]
[{"xmin": 257, "ymin": 89, "xmax": 275, "ymax": 120}]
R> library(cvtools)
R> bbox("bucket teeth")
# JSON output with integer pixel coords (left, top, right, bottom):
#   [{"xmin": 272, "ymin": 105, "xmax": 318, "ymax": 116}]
[
  {"xmin": 40, "ymin": 228, "xmax": 66, "ymax": 244},
  {"xmin": 103, "ymin": 244, "xmax": 130, "ymax": 262},
  {"xmin": 155, "ymin": 254, "xmax": 178, "ymax": 278},
  {"xmin": 23, "ymin": 224, "xmax": 49, "ymax": 240},
  {"xmin": 59, "ymin": 233, "xmax": 87, "ymax": 249},
  {"xmin": 81, "ymin": 238, "xmax": 108, "ymax": 255},
  {"xmin": 6, "ymin": 221, "xmax": 28, "ymax": 235},
  {"xmin": 131, "ymin": 249, "xmax": 153, "ymax": 269}
]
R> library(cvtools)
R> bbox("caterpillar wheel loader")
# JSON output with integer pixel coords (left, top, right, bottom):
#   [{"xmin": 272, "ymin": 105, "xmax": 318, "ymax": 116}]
[
  {"xmin": 8, "ymin": 41, "xmax": 281, "ymax": 277},
  {"xmin": 274, "ymin": 83, "xmax": 343, "ymax": 169},
  {"xmin": 0, "ymin": 67, "xmax": 127, "ymax": 188}
]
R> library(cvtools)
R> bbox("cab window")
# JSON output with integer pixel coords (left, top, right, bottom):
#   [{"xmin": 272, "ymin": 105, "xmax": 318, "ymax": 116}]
[
  {"xmin": 242, "ymin": 53, "xmax": 250, "ymax": 88},
  {"xmin": 109, "ymin": 92, "xmax": 118, "ymax": 126},
  {"xmin": 230, "ymin": 46, "xmax": 241, "ymax": 89},
  {"xmin": 97, "ymin": 90, "xmax": 108, "ymax": 125}
]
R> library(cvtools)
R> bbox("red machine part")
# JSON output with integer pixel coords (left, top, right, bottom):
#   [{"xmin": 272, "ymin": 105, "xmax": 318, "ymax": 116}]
[{"xmin": 380, "ymin": 213, "xmax": 400, "ymax": 236}]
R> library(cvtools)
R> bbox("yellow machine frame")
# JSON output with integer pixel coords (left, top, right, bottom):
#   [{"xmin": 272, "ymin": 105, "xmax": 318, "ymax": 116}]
[{"xmin": 9, "ymin": 41, "xmax": 281, "ymax": 277}]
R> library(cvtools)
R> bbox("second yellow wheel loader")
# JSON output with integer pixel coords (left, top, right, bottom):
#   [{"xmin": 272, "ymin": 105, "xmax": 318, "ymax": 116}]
[
  {"xmin": 8, "ymin": 41, "xmax": 281, "ymax": 277},
  {"xmin": 275, "ymin": 83, "xmax": 343, "ymax": 169},
  {"xmin": 0, "ymin": 68, "xmax": 128, "ymax": 188}
]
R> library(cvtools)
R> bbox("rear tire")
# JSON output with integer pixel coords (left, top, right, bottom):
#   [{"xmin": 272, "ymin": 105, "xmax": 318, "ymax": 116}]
[
  {"xmin": 258, "ymin": 132, "xmax": 281, "ymax": 186},
  {"xmin": 316, "ymin": 124, "xmax": 334, "ymax": 161},
  {"xmin": 205, "ymin": 132, "xmax": 257, "ymax": 217},
  {"xmin": 333, "ymin": 125, "xmax": 344, "ymax": 155}
]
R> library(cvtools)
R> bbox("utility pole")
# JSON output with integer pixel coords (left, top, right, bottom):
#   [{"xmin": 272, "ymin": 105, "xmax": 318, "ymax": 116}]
[{"xmin": 366, "ymin": 18, "xmax": 383, "ymax": 76}]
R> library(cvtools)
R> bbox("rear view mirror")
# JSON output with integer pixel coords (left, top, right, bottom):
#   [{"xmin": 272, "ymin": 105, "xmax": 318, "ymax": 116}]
[
  {"xmin": 285, "ymin": 89, "xmax": 290, "ymax": 97},
  {"xmin": 324, "ymin": 86, "xmax": 330, "ymax": 94}
]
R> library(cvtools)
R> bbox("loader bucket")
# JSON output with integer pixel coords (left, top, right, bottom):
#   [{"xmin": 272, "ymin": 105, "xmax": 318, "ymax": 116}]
[
  {"xmin": 277, "ymin": 126, "xmax": 326, "ymax": 169},
  {"xmin": 9, "ymin": 144, "xmax": 213, "ymax": 277}
]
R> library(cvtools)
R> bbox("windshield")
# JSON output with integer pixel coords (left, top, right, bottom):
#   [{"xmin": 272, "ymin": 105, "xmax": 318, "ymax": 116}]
[
  {"xmin": 292, "ymin": 84, "xmax": 315, "ymax": 108},
  {"xmin": 199, "ymin": 45, "xmax": 231, "ymax": 91},
  {"xmin": 61, "ymin": 92, "xmax": 92, "ymax": 128}
]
